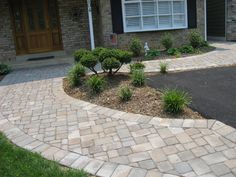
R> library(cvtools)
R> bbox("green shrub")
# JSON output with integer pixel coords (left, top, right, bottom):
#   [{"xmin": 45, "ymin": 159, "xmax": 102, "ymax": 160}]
[
  {"xmin": 180, "ymin": 45, "xmax": 195, "ymax": 54},
  {"xmin": 159, "ymin": 62, "xmax": 168, "ymax": 74},
  {"xmin": 102, "ymin": 57, "xmax": 121, "ymax": 75},
  {"xmin": 131, "ymin": 69, "xmax": 145, "ymax": 87},
  {"xmin": 118, "ymin": 85, "xmax": 133, "ymax": 102},
  {"xmin": 161, "ymin": 33, "xmax": 173, "ymax": 50},
  {"xmin": 167, "ymin": 48, "xmax": 181, "ymax": 56},
  {"xmin": 86, "ymin": 75, "xmax": 106, "ymax": 94},
  {"xmin": 147, "ymin": 49, "xmax": 160, "ymax": 57},
  {"xmin": 129, "ymin": 38, "xmax": 143, "ymax": 57},
  {"xmin": 92, "ymin": 47, "xmax": 106, "ymax": 57},
  {"xmin": 0, "ymin": 64, "xmax": 11, "ymax": 75},
  {"xmin": 130, "ymin": 62, "xmax": 145, "ymax": 73},
  {"xmin": 162, "ymin": 89, "xmax": 191, "ymax": 114},
  {"xmin": 74, "ymin": 49, "xmax": 90, "ymax": 62},
  {"xmin": 67, "ymin": 63, "xmax": 86, "ymax": 87},
  {"xmin": 116, "ymin": 50, "xmax": 132, "ymax": 64},
  {"xmin": 80, "ymin": 53, "xmax": 98, "ymax": 74},
  {"xmin": 189, "ymin": 31, "xmax": 204, "ymax": 48},
  {"xmin": 98, "ymin": 48, "xmax": 115, "ymax": 63}
]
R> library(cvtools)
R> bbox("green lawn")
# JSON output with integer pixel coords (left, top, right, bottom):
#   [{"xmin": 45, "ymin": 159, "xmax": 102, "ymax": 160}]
[{"xmin": 0, "ymin": 132, "xmax": 88, "ymax": 177}]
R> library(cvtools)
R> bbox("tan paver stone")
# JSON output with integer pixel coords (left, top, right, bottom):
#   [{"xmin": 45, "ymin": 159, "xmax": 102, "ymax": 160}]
[
  {"xmin": 128, "ymin": 152, "xmax": 151, "ymax": 163},
  {"xmin": 84, "ymin": 159, "xmax": 104, "ymax": 174},
  {"xmin": 189, "ymin": 158, "xmax": 211, "ymax": 175},
  {"xmin": 128, "ymin": 168, "xmax": 147, "ymax": 177},
  {"xmin": 96, "ymin": 162, "xmax": 117, "ymax": 177},
  {"xmin": 111, "ymin": 165, "xmax": 132, "ymax": 177},
  {"xmin": 202, "ymin": 152, "xmax": 227, "ymax": 165}
]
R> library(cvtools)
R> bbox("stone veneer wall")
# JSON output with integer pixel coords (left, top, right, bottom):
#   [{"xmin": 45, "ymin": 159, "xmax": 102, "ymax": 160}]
[
  {"xmin": 0, "ymin": 0, "xmax": 16, "ymax": 62},
  {"xmin": 97, "ymin": 0, "xmax": 205, "ymax": 49},
  {"xmin": 57, "ymin": 0, "xmax": 99, "ymax": 54},
  {"xmin": 226, "ymin": 0, "xmax": 236, "ymax": 41}
]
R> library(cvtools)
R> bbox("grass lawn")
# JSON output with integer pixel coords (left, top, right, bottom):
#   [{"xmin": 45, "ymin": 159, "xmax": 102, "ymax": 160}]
[{"xmin": 0, "ymin": 132, "xmax": 88, "ymax": 177}]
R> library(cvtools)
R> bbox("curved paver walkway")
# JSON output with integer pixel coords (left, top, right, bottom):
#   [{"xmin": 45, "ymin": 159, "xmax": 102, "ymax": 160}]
[{"xmin": 0, "ymin": 42, "xmax": 236, "ymax": 177}]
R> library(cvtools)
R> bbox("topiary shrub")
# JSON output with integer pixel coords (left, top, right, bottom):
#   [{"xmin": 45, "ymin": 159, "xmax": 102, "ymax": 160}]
[
  {"xmin": 86, "ymin": 75, "xmax": 106, "ymax": 94},
  {"xmin": 180, "ymin": 45, "xmax": 195, "ymax": 54},
  {"xmin": 92, "ymin": 47, "xmax": 106, "ymax": 58},
  {"xmin": 0, "ymin": 64, "xmax": 11, "ymax": 75},
  {"xmin": 130, "ymin": 62, "xmax": 145, "ymax": 73},
  {"xmin": 102, "ymin": 57, "xmax": 121, "ymax": 75},
  {"xmin": 131, "ymin": 69, "xmax": 145, "ymax": 87},
  {"xmin": 162, "ymin": 89, "xmax": 191, "ymax": 114},
  {"xmin": 74, "ymin": 49, "xmax": 90, "ymax": 62},
  {"xmin": 161, "ymin": 33, "xmax": 173, "ymax": 50},
  {"xmin": 67, "ymin": 63, "xmax": 86, "ymax": 87},
  {"xmin": 189, "ymin": 31, "xmax": 204, "ymax": 48},
  {"xmin": 80, "ymin": 53, "xmax": 98, "ymax": 75},
  {"xmin": 159, "ymin": 62, "xmax": 168, "ymax": 74},
  {"xmin": 129, "ymin": 38, "xmax": 143, "ymax": 57},
  {"xmin": 118, "ymin": 85, "xmax": 133, "ymax": 102}
]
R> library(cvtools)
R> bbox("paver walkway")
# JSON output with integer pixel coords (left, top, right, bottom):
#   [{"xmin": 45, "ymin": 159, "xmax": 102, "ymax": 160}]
[{"xmin": 0, "ymin": 42, "xmax": 236, "ymax": 177}]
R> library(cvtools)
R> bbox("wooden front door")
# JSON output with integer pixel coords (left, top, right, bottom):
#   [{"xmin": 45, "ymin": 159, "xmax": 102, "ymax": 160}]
[{"xmin": 9, "ymin": 0, "xmax": 63, "ymax": 55}]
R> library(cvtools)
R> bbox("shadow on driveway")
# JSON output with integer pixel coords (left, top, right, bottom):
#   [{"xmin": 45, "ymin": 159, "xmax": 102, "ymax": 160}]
[{"xmin": 147, "ymin": 66, "xmax": 236, "ymax": 128}]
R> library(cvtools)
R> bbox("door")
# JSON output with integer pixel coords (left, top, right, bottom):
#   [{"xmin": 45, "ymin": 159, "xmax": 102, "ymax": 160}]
[{"xmin": 9, "ymin": 0, "xmax": 63, "ymax": 55}]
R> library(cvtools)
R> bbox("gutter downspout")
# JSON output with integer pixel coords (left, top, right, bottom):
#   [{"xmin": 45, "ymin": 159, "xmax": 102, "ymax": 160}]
[{"xmin": 87, "ymin": 0, "xmax": 95, "ymax": 50}]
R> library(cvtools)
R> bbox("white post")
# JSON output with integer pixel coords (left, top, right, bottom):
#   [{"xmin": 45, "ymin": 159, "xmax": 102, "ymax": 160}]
[
  {"xmin": 204, "ymin": 0, "xmax": 207, "ymax": 41},
  {"xmin": 87, "ymin": 0, "xmax": 95, "ymax": 50}
]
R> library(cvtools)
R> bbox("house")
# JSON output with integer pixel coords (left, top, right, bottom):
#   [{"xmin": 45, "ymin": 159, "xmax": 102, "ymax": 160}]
[{"xmin": 0, "ymin": 0, "xmax": 235, "ymax": 62}]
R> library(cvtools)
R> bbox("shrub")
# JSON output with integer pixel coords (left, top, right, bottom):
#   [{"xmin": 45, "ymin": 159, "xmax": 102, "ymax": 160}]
[
  {"xmin": 147, "ymin": 49, "xmax": 160, "ymax": 57},
  {"xmin": 92, "ymin": 47, "xmax": 106, "ymax": 57},
  {"xmin": 0, "ymin": 64, "xmax": 11, "ymax": 75},
  {"xmin": 118, "ymin": 85, "xmax": 133, "ymax": 102},
  {"xmin": 162, "ymin": 89, "xmax": 191, "ymax": 114},
  {"xmin": 80, "ymin": 53, "xmax": 98, "ymax": 74},
  {"xmin": 102, "ymin": 57, "xmax": 121, "ymax": 75},
  {"xmin": 98, "ymin": 48, "xmax": 116, "ymax": 63},
  {"xmin": 180, "ymin": 45, "xmax": 195, "ymax": 54},
  {"xmin": 86, "ymin": 75, "xmax": 106, "ymax": 94},
  {"xmin": 129, "ymin": 38, "xmax": 143, "ymax": 57},
  {"xmin": 161, "ymin": 33, "xmax": 173, "ymax": 50},
  {"xmin": 116, "ymin": 50, "xmax": 132, "ymax": 64},
  {"xmin": 67, "ymin": 63, "xmax": 86, "ymax": 87},
  {"xmin": 159, "ymin": 62, "xmax": 168, "ymax": 74},
  {"xmin": 131, "ymin": 69, "xmax": 145, "ymax": 87},
  {"xmin": 74, "ymin": 49, "xmax": 90, "ymax": 62},
  {"xmin": 189, "ymin": 31, "xmax": 204, "ymax": 48},
  {"xmin": 167, "ymin": 48, "xmax": 181, "ymax": 56},
  {"xmin": 130, "ymin": 62, "xmax": 145, "ymax": 73}
]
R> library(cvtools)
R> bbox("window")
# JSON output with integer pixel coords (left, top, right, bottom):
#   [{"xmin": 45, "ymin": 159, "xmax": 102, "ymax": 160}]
[{"xmin": 122, "ymin": 0, "xmax": 187, "ymax": 32}]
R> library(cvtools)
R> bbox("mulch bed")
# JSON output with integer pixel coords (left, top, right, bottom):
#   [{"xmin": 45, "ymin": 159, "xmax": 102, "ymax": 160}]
[
  {"xmin": 134, "ymin": 46, "xmax": 216, "ymax": 61},
  {"xmin": 63, "ymin": 73, "xmax": 203, "ymax": 119}
]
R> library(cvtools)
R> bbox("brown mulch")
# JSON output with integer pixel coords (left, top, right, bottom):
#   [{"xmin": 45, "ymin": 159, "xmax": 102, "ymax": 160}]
[{"xmin": 63, "ymin": 73, "xmax": 203, "ymax": 119}]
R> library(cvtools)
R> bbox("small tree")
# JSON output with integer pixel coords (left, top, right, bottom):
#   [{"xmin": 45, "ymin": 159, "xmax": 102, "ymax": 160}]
[
  {"xmin": 80, "ymin": 53, "xmax": 98, "ymax": 75},
  {"xmin": 102, "ymin": 57, "xmax": 121, "ymax": 75}
]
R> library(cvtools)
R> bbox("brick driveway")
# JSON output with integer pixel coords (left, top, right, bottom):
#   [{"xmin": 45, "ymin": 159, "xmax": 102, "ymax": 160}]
[{"xmin": 1, "ymin": 42, "xmax": 236, "ymax": 177}]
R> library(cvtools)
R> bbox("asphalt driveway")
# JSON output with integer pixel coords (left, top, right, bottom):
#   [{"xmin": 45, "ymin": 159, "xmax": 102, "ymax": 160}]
[{"xmin": 147, "ymin": 66, "xmax": 236, "ymax": 128}]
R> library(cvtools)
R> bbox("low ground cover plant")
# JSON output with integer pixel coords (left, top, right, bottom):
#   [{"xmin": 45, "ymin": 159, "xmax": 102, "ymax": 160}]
[
  {"xmin": 129, "ymin": 38, "xmax": 143, "ymax": 57},
  {"xmin": 131, "ymin": 69, "xmax": 145, "ymax": 87},
  {"xmin": 163, "ymin": 89, "xmax": 191, "ymax": 114},
  {"xmin": 118, "ymin": 85, "xmax": 133, "ymax": 101},
  {"xmin": 0, "ymin": 64, "xmax": 11, "ymax": 75},
  {"xmin": 67, "ymin": 63, "xmax": 85, "ymax": 87},
  {"xmin": 86, "ymin": 75, "xmax": 106, "ymax": 94}
]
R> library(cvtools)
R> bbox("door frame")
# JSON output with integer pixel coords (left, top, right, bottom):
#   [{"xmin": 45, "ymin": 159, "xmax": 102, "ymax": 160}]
[{"xmin": 9, "ymin": 0, "xmax": 63, "ymax": 55}]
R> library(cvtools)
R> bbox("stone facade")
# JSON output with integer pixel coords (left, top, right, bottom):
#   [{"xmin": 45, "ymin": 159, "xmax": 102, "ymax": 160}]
[
  {"xmin": 0, "ymin": 0, "xmax": 16, "ymax": 62},
  {"xmin": 226, "ymin": 0, "xmax": 236, "ymax": 41},
  {"xmin": 98, "ymin": 0, "xmax": 206, "ymax": 49}
]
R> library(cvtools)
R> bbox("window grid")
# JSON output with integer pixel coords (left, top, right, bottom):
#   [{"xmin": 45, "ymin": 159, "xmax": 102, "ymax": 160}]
[{"xmin": 122, "ymin": 0, "xmax": 188, "ymax": 32}]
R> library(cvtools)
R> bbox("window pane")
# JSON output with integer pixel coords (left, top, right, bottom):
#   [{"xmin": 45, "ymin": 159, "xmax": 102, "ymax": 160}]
[
  {"xmin": 126, "ymin": 17, "xmax": 141, "ymax": 30},
  {"xmin": 173, "ymin": 15, "xmax": 185, "ymax": 27},
  {"xmin": 142, "ymin": 2, "xmax": 156, "ymax": 15},
  {"xmin": 125, "ymin": 3, "xmax": 140, "ymax": 16},
  {"xmin": 158, "ymin": 1, "xmax": 172, "ymax": 15},
  {"xmin": 143, "ymin": 16, "xmax": 157, "ymax": 29},
  {"xmin": 159, "ymin": 15, "xmax": 172, "ymax": 28},
  {"xmin": 173, "ymin": 1, "xmax": 185, "ymax": 14}
]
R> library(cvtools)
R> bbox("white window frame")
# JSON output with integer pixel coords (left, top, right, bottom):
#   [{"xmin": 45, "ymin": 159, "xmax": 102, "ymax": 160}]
[{"xmin": 122, "ymin": 0, "xmax": 188, "ymax": 33}]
